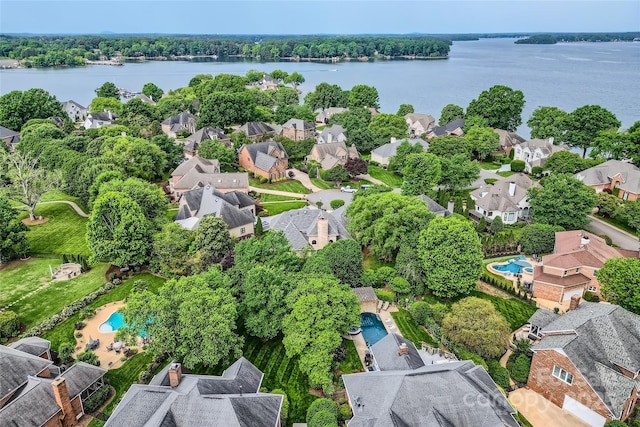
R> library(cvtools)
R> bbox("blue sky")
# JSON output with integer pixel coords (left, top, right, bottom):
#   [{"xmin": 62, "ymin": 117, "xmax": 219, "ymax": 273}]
[{"xmin": 1, "ymin": 1, "xmax": 639, "ymax": 34}]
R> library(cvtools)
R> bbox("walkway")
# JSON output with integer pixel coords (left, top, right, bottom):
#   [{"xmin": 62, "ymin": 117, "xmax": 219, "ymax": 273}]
[
  {"xmin": 287, "ymin": 168, "xmax": 323, "ymax": 193},
  {"xmin": 248, "ymin": 186, "xmax": 307, "ymax": 199},
  {"xmin": 39, "ymin": 200, "xmax": 89, "ymax": 217},
  {"xmin": 587, "ymin": 215, "xmax": 639, "ymax": 251},
  {"xmin": 509, "ymin": 389, "xmax": 590, "ymax": 427},
  {"xmin": 355, "ymin": 173, "xmax": 385, "ymax": 186}
]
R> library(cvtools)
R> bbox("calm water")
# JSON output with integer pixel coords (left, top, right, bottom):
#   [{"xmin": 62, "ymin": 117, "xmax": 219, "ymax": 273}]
[
  {"xmin": 1, "ymin": 38, "xmax": 639, "ymax": 136},
  {"xmin": 361, "ymin": 312, "xmax": 388, "ymax": 346}
]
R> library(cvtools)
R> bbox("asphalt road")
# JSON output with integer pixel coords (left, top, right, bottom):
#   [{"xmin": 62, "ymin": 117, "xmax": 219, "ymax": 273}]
[{"xmin": 587, "ymin": 215, "xmax": 639, "ymax": 251}]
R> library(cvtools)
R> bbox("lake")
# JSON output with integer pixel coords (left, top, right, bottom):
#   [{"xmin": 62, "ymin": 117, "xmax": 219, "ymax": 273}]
[{"xmin": 1, "ymin": 38, "xmax": 639, "ymax": 136}]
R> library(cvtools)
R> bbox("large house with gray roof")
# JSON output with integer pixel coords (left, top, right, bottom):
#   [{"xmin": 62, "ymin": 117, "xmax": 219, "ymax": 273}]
[
  {"xmin": 169, "ymin": 156, "xmax": 249, "ymax": 197},
  {"xmin": 238, "ymin": 140, "xmax": 288, "ymax": 180},
  {"xmin": 315, "ymin": 107, "xmax": 348, "ymax": 124},
  {"xmin": 576, "ymin": 159, "xmax": 640, "ymax": 201},
  {"xmin": 307, "ymin": 142, "xmax": 360, "ymax": 170},
  {"xmin": 265, "ymin": 206, "xmax": 349, "ymax": 250},
  {"xmin": 83, "ymin": 111, "xmax": 118, "ymax": 129},
  {"xmin": 512, "ymin": 138, "xmax": 569, "ymax": 173},
  {"xmin": 370, "ymin": 137, "xmax": 429, "ymax": 167},
  {"xmin": 495, "ymin": 128, "xmax": 526, "ymax": 154},
  {"xmin": 527, "ymin": 301, "xmax": 640, "ymax": 426},
  {"xmin": 161, "ymin": 111, "xmax": 197, "ymax": 138},
  {"xmin": 105, "ymin": 358, "xmax": 282, "ymax": 427},
  {"xmin": 281, "ymin": 118, "xmax": 315, "ymax": 140},
  {"xmin": 425, "ymin": 118, "xmax": 465, "ymax": 139},
  {"xmin": 61, "ymin": 100, "xmax": 87, "ymax": 123},
  {"xmin": 404, "ymin": 113, "xmax": 436, "ymax": 137},
  {"xmin": 183, "ymin": 126, "xmax": 231, "ymax": 158},
  {"xmin": 0, "ymin": 125, "xmax": 20, "ymax": 150},
  {"xmin": 317, "ymin": 124, "xmax": 347, "ymax": 144},
  {"xmin": 238, "ymin": 121, "xmax": 281, "ymax": 141},
  {"xmin": 0, "ymin": 341, "xmax": 106, "ymax": 427},
  {"xmin": 174, "ymin": 184, "xmax": 255, "ymax": 237},
  {"xmin": 470, "ymin": 173, "xmax": 537, "ymax": 224}
]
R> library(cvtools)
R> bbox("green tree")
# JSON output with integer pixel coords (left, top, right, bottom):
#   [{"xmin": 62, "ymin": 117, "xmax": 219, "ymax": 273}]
[
  {"xmin": 463, "ymin": 115, "xmax": 490, "ymax": 133},
  {"xmin": 321, "ymin": 165, "xmax": 349, "ymax": 185},
  {"xmin": 241, "ymin": 266, "xmax": 296, "ymax": 339},
  {"xmin": 409, "ymin": 301, "xmax": 431, "ymax": 326},
  {"xmin": 0, "ymin": 88, "xmax": 65, "ymax": 130},
  {"xmin": 304, "ymin": 83, "xmax": 348, "ymax": 111},
  {"xmin": 284, "ymin": 71, "xmax": 305, "ymax": 88},
  {"xmin": 401, "ymin": 152, "xmax": 441, "ymax": 196},
  {"xmin": 141, "ymin": 82, "xmax": 164, "ymax": 102},
  {"xmin": 368, "ymin": 113, "xmax": 409, "ymax": 147},
  {"xmin": 96, "ymin": 82, "xmax": 120, "ymax": 99},
  {"xmin": 598, "ymin": 257, "xmax": 640, "ymax": 314},
  {"xmin": 0, "ymin": 196, "xmax": 30, "ymax": 263},
  {"xmin": 271, "ymin": 389, "xmax": 290, "ymax": 426},
  {"xmin": 442, "ymin": 297, "xmax": 510, "ymax": 358},
  {"xmin": 621, "ymin": 201, "xmax": 640, "ymax": 231},
  {"xmin": 490, "ymin": 216, "xmax": 504, "ymax": 234},
  {"xmin": 89, "ymin": 97, "xmax": 123, "ymax": 115},
  {"xmin": 306, "ymin": 399, "xmax": 338, "ymax": 424},
  {"xmin": 192, "ymin": 216, "xmax": 234, "ymax": 268},
  {"xmin": 198, "ymin": 91, "xmax": 256, "ymax": 129},
  {"xmin": 95, "ymin": 177, "xmax": 168, "ymax": 226},
  {"xmin": 269, "ymin": 69, "xmax": 288, "ymax": 82},
  {"xmin": 150, "ymin": 222, "xmax": 195, "ymax": 278},
  {"xmin": 283, "ymin": 276, "xmax": 360, "ymax": 394},
  {"xmin": 245, "ymin": 69, "xmax": 264, "ymax": 83},
  {"xmin": 195, "ymin": 74, "xmax": 248, "ymax": 98},
  {"xmin": 439, "ymin": 154, "xmax": 480, "ymax": 191},
  {"xmin": 275, "ymin": 86, "xmax": 300, "ymax": 106},
  {"xmin": 418, "ymin": 216, "xmax": 483, "ymax": 298},
  {"xmin": 466, "ymin": 85, "xmax": 525, "ymax": 132},
  {"xmin": 234, "ymin": 231, "xmax": 302, "ymax": 274},
  {"xmin": 388, "ymin": 139, "xmax": 424, "ymax": 175},
  {"xmin": 427, "ymin": 135, "xmax": 472, "ymax": 159},
  {"xmin": 591, "ymin": 127, "xmax": 640, "ymax": 163},
  {"xmin": 188, "ymin": 73, "xmax": 213, "ymax": 87},
  {"xmin": 519, "ymin": 224, "xmax": 564, "ymax": 255},
  {"xmin": 439, "ymin": 104, "xmax": 465, "ymax": 126},
  {"xmin": 604, "ymin": 421, "xmax": 630, "ymax": 427},
  {"xmin": 87, "ymin": 191, "xmax": 153, "ymax": 266},
  {"xmin": 348, "ymin": 84, "xmax": 380, "ymax": 109},
  {"xmin": 76, "ymin": 350, "xmax": 99, "ymax": 366},
  {"xmin": 101, "ymin": 136, "xmax": 167, "ymax": 180},
  {"xmin": 396, "ymin": 103, "xmax": 414, "ymax": 116},
  {"xmin": 596, "ymin": 192, "xmax": 623, "ymax": 218},
  {"xmin": 151, "ymin": 134, "xmax": 184, "ymax": 171},
  {"xmin": 527, "ymin": 106, "xmax": 569, "ymax": 142},
  {"xmin": 528, "ymin": 174, "xmax": 597, "ymax": 230},
  {"xmin": 465, "ymin": 126, "xmax": 500, "ymax": 160},
  {"xmin": 197, "ymin": 140, "xmax": 236, "ymax": 169},
  {"xmin": 565, "ymin": 105, "xmax": 621, "ymax": 158},
  {"xmin": 476, "ymin": 216, "xmax": 487, "ymax": 233},
  {"xmin": 122, "ymin": 270, "xmax": 243, "ymax": 368},
  {"xmin": 544, "ymin": 151, "xmax": 601, "ymax": 174},
  {"xmin": 396, "ymin": 234, "xmax": 426, "ymax": 295},
  {"xmin": 320, "ymin": 239, "xmax": 363, "ymax": 287},
  {"xmin": 346, "ymin": 192, "xmax": 434, "ymax": 261}
]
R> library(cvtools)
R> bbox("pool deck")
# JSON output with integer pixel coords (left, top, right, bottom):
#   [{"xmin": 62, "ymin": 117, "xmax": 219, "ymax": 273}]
[
  {"xmin": 348, "ymin": 302, "xmax": 401, "ymax": 370},
  {"xmin": 74, "ymin": 301, "xmax": 143, "ymax": 370}
]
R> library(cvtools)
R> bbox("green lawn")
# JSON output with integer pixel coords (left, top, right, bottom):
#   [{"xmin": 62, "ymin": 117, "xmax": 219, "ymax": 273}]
[
  {"xmin": 469, "ymin": 291, "xmax": 537, "ymax": 331},
  {"xmin": 362, "ymin": 253, "xmax": 394, "ymax": 270},
  {"xmin": 368, "ymin": 165, "xmax": 403, "ymax": 188},
  {"xmin": 40, "ymin": 190, "xmax": 89, "ymax": 213},
  {"xmin": 311, "ymin": 178, "xmax": 335, "ymax": 190},
  {"xmin": 391, "ymin": 309, "xmax": 438, "ymax": 347},
  {"xmin": 338, "ymin": 340, "xmax": 363, "ymax": 374},
  {"xmin": 478, "ymin": 161, "xmax": 502, "ymax": 170},
  {"xmin": 250, "ymin": 178, "xmax": 310, "ymax": 194},
  {"xmin": 261, "ymin": 202, "xmax": 308, "ymax": 216},
  {"xmin": 18, "ymin": 203, "xmax": 90, "ymax": 255},
  {"xmin": 43, "ymin": 273, "xmax": 166, "ymax": 351},
  {"xmin": 0, "ymin": 259, "xmax": 109, "ymax": 329},
  {"xmin": 259, "ymin": 193, "xmax": 299, "ymax": 202}
]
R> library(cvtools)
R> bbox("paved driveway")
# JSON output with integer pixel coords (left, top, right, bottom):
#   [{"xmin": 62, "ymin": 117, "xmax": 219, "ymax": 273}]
[
  {"xmin": 587, "ymin": 215, "xmax": 639, "ymax": 251},
  {"xmin": 306, "ymin": 189, "xmax": 355, "ymax": 209},
  {"xmin": 509, "ymin": 389, "xmax": 590, "ymax": 427}
]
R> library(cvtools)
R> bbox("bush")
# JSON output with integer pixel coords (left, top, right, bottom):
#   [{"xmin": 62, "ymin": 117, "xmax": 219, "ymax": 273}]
[
  {"xmin": 309, "ymin": 410, "xmax": 338, "ymax": 427},
  {"xmin": 583, "ymin": 291, "xmax": 600, "ymax": 302},
  {"xmin": 77, "ymin": 350, "xmax": 99, "ymax": 366},
  {"xmin": 74, "ymin": 321, "xmax": 86, "ymax": 330},
  {"xmin": 375, "ymin": 266, "xmax": 396, "ymax": 285},
  {"xmin": 58, "ymin": 342, "xmax": 75, "ymax": 363},
  {"xmin": 374, "ymin": 289, "xmax": 395, "ymax": 303},
  {"xmin": 260, "ymin": 177, "xmax": 268, "ymax": 184},
  {"xmin": 0, "ymin": 311, "xmax": 20, "ymax": 339},
  {"xmin": 82, "ymin": 384, "xmax": 110, "ymax": 413},
  {"xmin": 510, "ymin": 160, "xmax": 526, "ymax": 172},
  {"xmin": 360, "ymin": 269, "xmax": 379, "ymax": 287},
  {"xmin": 510, "ymin": 354, "xmax": 531, "ymax": 383},
  {"xmin": 430, "ymin": 303, "xmax": 449, "ymax": 325},
  {"xmin": 409, "ymin": 301, "xmax": 431, "ymax": 326},
  {"xmin": 531, "ymin": 166, "xmax": 543, "ymax": 178},
  {"xmin": 80, "ymin": 308, "xmax": 96, "ymax": 319},
  {"xmin": 339, "ymin": 403, "xmax": 353, "ymax": 421},
  {"xmin": 306, "ymin": 398, "xmax": 338, "ymax": 424},
  {"xmin": 486, "ymin": 360, "xmax": 511, "ymax": 389},
  {"xmin": 330, "ymin": 199, "xmax": 345, "ymax": 209}
]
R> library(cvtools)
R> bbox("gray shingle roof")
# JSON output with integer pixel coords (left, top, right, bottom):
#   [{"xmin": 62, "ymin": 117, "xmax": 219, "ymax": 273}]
[
  {"xmin": 353, "ymin": 287, "xmax": 378, "ymax": 303},
  {"xmin": 185, "ymin": 127, "xmax": 229, "ymax": 146},
  {"xmin": 0, "ymin": 345, "xmax": 53, "ymax": 399},
  {"xmin": 267, "ymin": 207, "xmax": 350, "ymax": 250},
  {"xmin": 429, "ymin": 118, "xmax": 465, "ymax": 137},
  {"xmin": 371, "ymin": 334, "xmax": 425, "ymax": 371},
  {"xmin": 282, "ymin": 118, "xmax": 315, "ymax": 131},
  {"xmin": 576, "ymin": 159, "xmax": 640, "ymax": 194},
  {"xmin": 171, "ymin": 157, "xmax": 220, "ymax": 178},
  {"xmin": 343, "ymin": 361, "xmax": 518, "ymax": 427},
  {"xmin": 62, "ymin": 362, "xmax": 107, "ymax": 398},
  {"xmin": 0, "ymin": 377, "xmax": 61, "ymax": 427},
  {"xmin": 241, "ymin": 141, "xmax": 288, "ymax": 173},
  {"xmin": 161, "ymin": 111, "xmax": 196, "ymax": 127},
  {"xmin": 239, "ymin": 122, "xmax": 278, "ymax": 138},
  {"xmin": 9, "ymin": 337, "xmax": 51, "ymax": 357},
  {"xmin": 471, "ymin": 173, "xmax": 536, "ymax": 213},
  {"xmin": 317, "ymin": 125, "xmax": 347, "ymax": 144},
  {"xmin": 370, "ymin": 138, "xmax": 429, "ymax": 159},
  {"xmin": 528, "ymin": 309, "xmax": 559, "ymax": 328},
  {"xmin": 175, "ymin": 185, "xmax": 254, "ymax": 230},
  {"xmin": 417, "ymin": 195, "xmax": 449, "ymax": 216}
]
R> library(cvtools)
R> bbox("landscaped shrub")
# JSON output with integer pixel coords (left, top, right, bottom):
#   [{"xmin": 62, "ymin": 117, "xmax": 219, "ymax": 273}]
[
  {"xmin": 375, "ymin": 266, "xmax": 396, "ymax": 285},
  {"xmin": 374, "ymin": 289, "xmax": 395, "ymax": 303},
  {"xmin": 409, "ymin": 301, "xmax": 431, "ymax": 326},
  {"xmin": 531, "ymin": 166, "xmax": 543, "ymax": 178},
  {"xmin": 77, "ymin": 350, "xmax": 99, "ymax": 366},
  {"xmin": 583, "ymin": 291, "xmax": 600, "ymax": 302},
  {"xmin": 339, "ymin": 403, "xmax": 353, "ymax": 421},
  {"xmin": 306, "ymin": 398, "xmax": 338, "ymax": 424},
  {"xmin": 80, "ymin": 307, "xmax": 96, "ymax": 319},
  {"xmin": 74, "ymin": 321, "xmax": 86, "ymax": 330},
  {"xmin": 510, "ymin": 354, "xmax": 531, "ymax": 383},
  {"xmin": 360, "ymin": 270, "xmax": 379, "ymax": 287},
  {"xmin": 510, "ymin": 160, "xmax": 526, "ymax": 172},
  {"xmin": 486, "ymin": 360, "xmax": 511, "ymax": 389},
  {"xmin": 309, "ymin": 410, "xmax": 338, "ymax": 427},
  {"xmin": 58, "ymin": 342, "xmax": 75, "ymax": 363},
  {"xmin": 0, "ymin": 310, "xmax": 20, "ymax": 339},
  {"xmin": 82, "ymin": 384, "xmax": 110, "ymax": 413},
  {"xmin": 330, "ymin": 199, "xmax": 345, "ymax": 209}
]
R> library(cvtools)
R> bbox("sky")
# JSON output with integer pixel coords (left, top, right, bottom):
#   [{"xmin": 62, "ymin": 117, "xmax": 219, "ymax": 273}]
[{"xmin": 0, "ymin": 1, "xmax": 639, "ymax": 35}]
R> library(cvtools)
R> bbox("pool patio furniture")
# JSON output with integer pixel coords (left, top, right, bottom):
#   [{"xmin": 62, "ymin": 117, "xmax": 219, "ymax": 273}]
[
  {"xmin": 381, "ymin": 301, "xmax": 389, "ymax": 311},
  {"xmin": 377, "ymin": 300, "xmax": 384, "ymax": 312},
  {"xmin": 85, "ymin": 336, "xmax": 100, "ymax": 350}
]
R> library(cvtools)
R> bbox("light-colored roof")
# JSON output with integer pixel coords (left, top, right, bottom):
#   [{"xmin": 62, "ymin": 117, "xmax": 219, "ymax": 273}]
[
  {"xmin": 494, "ymin": 129, "xmax": 526, "ymax": 149},
  {"xmin": 352, "ymin": 287, "xmax": 378, "ymax": 303},
  {"xmin": 370, "ymin": 138, "xmax": 429, "ymax": 160},
  {"xmin": 171, "ymin": 157, "xmax": 220, "ymax": 178},
  {"xmin": 544, "ymin": 230, "xmax": 629, "ymax": 269},
  {"xmin": 315, "ymin": 107, "xmax": 348, "ymax": 122},
  {"xmin": 470, "ymin": 173, "xmax": 536, "ymax": 213},
  {"xmin": 309, "ymin": 142, "xmax": 359, "ymax": 165},
  {"xmin": 405, "ymin": 113, "xmax": 435, "ymax": 131},
  {"xmin": 281, "ymin": 118, "xmax": 315, "ymax": 131},
  {"xmin": 576, "ymin": 159, "xmax": 640, "ymax": 194},
  {"xmin": 175, "ymin": 186, "xmax": 254, "ymax": 230},
  {"xmin": 317, "ymin": 125, "xmax": 347, "ymax": 144},
  {"xmin": 266, "ymin": 207, "xmax": 350, "ymax": 250}
]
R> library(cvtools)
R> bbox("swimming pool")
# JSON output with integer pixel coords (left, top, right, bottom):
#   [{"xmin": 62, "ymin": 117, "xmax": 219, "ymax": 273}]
[
  {"xmin": 361, "ymin": 312, "xmax": 388, "ymax": 346},
  {"xmin": 99, "ymin": 311, "xmax": 147, "ymax": 336},
  {"xmin": 493, "ymin": 255, "xmax": 533, "ymax": 274}
]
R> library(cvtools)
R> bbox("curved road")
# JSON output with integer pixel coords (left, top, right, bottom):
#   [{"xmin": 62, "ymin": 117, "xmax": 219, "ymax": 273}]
[{"xmin": 587, "ymin": 215, "xmax": 638, "ymax": 251}]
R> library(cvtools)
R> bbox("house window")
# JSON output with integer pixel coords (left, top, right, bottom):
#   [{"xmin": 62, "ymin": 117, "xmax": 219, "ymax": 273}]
[
  {"xmin": 488, "ymin": 212, "xmax": 493, "ymax": 217},
  {"xmin": 552, "ymin": 366, "xmax": 574, "ymax": 385},
  {"xmin": 240, "ymin": 227, "xmax": 246, "ymax": 235},
  {"xmin": 508, "ymin": 213, "xmax": 515, "ymax": 221},
  {"xmin": 587, "ymin": 286, "xmax": 597, "ymax": 292},
  {"xmin": 311, "ymin": 240, "xmax": 317, "ymax": 245},
  {"xmin": 593, "ymin": 270, "xmax": 598, "ymax": 277}
]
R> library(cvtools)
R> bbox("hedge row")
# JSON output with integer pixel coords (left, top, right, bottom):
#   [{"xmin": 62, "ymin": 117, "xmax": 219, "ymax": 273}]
[
  {"xmin": 481, "ymin": 272, "xmax": 532, "ymax": 303},
  {"xmin": 83, "ymin": 384, "xmax": 111, "ymax": 414}
]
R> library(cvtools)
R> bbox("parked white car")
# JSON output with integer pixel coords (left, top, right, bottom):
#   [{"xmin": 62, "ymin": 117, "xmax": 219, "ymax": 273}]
[{"xmin": 341, "ymin": 186, "xmax": 357, "ymax": 193}]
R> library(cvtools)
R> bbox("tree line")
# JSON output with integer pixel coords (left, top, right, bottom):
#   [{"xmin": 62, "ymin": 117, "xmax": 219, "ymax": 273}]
[{"xmin": 515, "ymin": 32, "xmax": 640, "ymax": 44}]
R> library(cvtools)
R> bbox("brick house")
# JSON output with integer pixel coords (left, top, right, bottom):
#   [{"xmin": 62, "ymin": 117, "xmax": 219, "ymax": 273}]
[
  {"xmin": 238, "ymin": 140, "xmax": 288, "ymax": 180},
  {"xmin": 183, "ymin": 126, "xmax": 231, "ymax": 158},
  {"xmin": 576, "ymin": 159, "xmax": 640, "ymax": 201},
  {"xmin": 494, "ymin": 128, "xmax": 526, "ymax": 155},
  {"xmin": 527, "ymin": 300, "xmax": 640, "ymax": 426},
  {"xmin": 531, "ymin": 231, "xmax": 638, "ymax": 303},
  {"xmin": 280, "ymin": 118, "xmax": 315, "ymax": 140},
  {"xmin": 169, "ymin": 156, "xmax": 249, "ymax": 198},
  {"xmin": 161, "ymin": 111, "xmax": 197, "ymax": 138},
  {"xmin": 404, "ymin": 113, "xmax": 436, "ymax": 137},
  {"xmin": 307, "ymin": 142, "xmax": 360, "ymax": 170}
]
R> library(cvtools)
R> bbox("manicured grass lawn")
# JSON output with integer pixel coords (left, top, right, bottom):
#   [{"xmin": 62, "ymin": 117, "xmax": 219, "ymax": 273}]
[
  {"xmin": 261, "ymin": 201, "xmax": 308, "ymax": 216},
  {"xmin": 39, "ymin": 190, "xmax": 89, "ymax": 213},
  {"xmin": 43, "ymin": 273, "xmax": 166, "ymax": 351},
  {"xmin": 250, "ymin": 178, "xmax": 310, "ymax": 194},
  {"xmin": 470, "ymin": 291, "xmax": 537, "ymax": 332},
  {"xmin": 362, "ymin": 252, "xmax": 394, "ymax": 270},
  {"xmin": 368, "ymin": 165, "xmax": 403, "ymax": 187},
  {"xmin": 478, "ymin": 161, "xmax": 502, "ymax": 170},
  {"xmin": 4, "ymin": 261, "xmax": 109, "ymax": 329},
  {"xmin": 0, "ymin": 256, "xmax": 59, "ymax": 309},
  {"xmin": 592, "ymin": 214, "xmax": 638, "ymax": 236},
  {"xmin": 18, "ymin": 203, "xmax": 90, "ymax": 255},
  {"xmin": 311, "ymin": 178, "xmax": 335, "ymax": 190},
  {"xmin": 259, "ymin": 193, "xmax": 299, "ymax": 202},
  {"xmin": 391, "ymin": 309, "xmax": 438, "ymax": 347},
  {"xmin": 338, "ymin": 340, "xmax": 363, "ymax": 374},
  {"xmin": 498, "ymin": 171, "xmax": 515, "ymax": 177}
]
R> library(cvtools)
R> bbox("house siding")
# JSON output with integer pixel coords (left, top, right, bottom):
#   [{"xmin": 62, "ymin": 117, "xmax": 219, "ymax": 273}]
[{"xmin": 238, "ymin": 146, "xmax": 288, "ymax": 180}]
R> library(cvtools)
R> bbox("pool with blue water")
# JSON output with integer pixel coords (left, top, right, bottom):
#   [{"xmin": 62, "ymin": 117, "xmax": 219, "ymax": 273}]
[
  {"xmin": 99, "ymin": 311, "xmax": 147, "ymax": 337},
  {"xmin": 360, "ymin": 312, "xmax": 388, "ymax": 346},
  {"xmin": 493, "ymin": 255, "xmax": 533, "ymax": 274}
]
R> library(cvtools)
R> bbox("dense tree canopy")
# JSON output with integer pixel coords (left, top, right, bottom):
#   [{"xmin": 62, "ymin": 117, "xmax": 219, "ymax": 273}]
[
  {"xmin": 466, "ymin": 85, "xmax": 525, "ymax": 132},
  {"xmin": 198, "ymin": 91, "xmax": 256, "ymax": 129},
  {"xmin": 464, "ymin": 126, "xmax": 500, "ymax": 160},
  {"xmin": 198, "ymin": 139, "xmax": 237, "ymax": 168},
  {"xmin": 388, "ymin": 139, "xmax": 425, "ymax": 175},
  {"xmin": 0, "ymin": 195, "xmax": 30, "ymax": 263},
  {"xmin": 427, "ymin": 135, "xmax": 472, "ymax": 158},
  {"xmin": 141, "ymin": 82, "xmax": 164, "ymax": 102},
  {"xmin": 527, "ymin": 106, "xmax": 569, "ymax": 142},
  {"xmin": 191, "ymin": 216, "xmax": 234, "ymax": 269},
  {"xmin": 544, "ymin": 151, "xmax": 603, "ymax": 174},
  {"xmin": 438, "ymin": 154, "xmax": 480, "ymax": 191},
  {"xmin": 304, "ymin": 83, "xmax": 348, "ymax": 111},
  {"xmin": 598, "ymin": 258, "xmax": 640, "ymax": 315},
  {"xmin": 396, "ymin": 103, "xmax": 414, "ymax": 116},
  {"xmin": 519, "ymin": 224, "xmax": 564, "ymax": 255},
  {"xmin": 439, "ymin": 104, "xmax": 465, "ymax": 126},
  {"xmin": 418, "ymin": 216, "xmax": 483, "ymax": 298},
  {"xmin": 565, "ymin": 105, "xmax": 621, "ymax": 158},
  {"xmin": 101, "ymin": 136, "xmax": 167, "ymax": 180},
  {"xmin": 368, "ymin": 113, "xmax": 409, "ymax": 147},
  {"xmin": 0, "ymin": 88, "xmax": 65, "ymax": 130},
  {"xmin": 401, "ymin": 152, "xmax": 441, "ymax": 196},
  {"xmin": 96, "ymin": 82, "xmax": 120, "ymax": 99},
  {"xmin": 150, "ymin": 222, "xmax": 195, "ymax": 278},
  {"xmin": 348, "ymin": 84, "xmax": 380, "ymax": 109},
  {"xmin": 319, "ymin": 239, "xmax": 363, "ymax": 287},
  {"xmin": 95, "ymin": 177, "xmax": 168, "ymax": 227}
]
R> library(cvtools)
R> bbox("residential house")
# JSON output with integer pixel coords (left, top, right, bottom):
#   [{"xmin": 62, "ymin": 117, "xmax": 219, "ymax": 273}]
[
  {"xmin": 281, "ymin": 118, "xmax": 315, "ymax": 140},
  {"xmin": 133, "ymin": 93, "xmax": 156, "ymax": 105},
  {"xmin": 494, "ymin": 128, "xmax": 526, "ymax": 155},
  {"xmin": 417, "ymin": 195, "xmax": 451, "ymax": 217},
  {"xmin": 183, "ymin": 126, "xmax": 231, "ymax": 158},
  {"xmin": 0, "ymin": 342, "xmax": 106, "ymax": 427},
  {"xmin": 367, "ymin": 334, "xmax": 458, "ymax": 372},
  {"xmin": 0, "ymin": 125, "xmax": 20, "ymax": 150},
  {"xmin": 161, "ymin": 111, "xmax": 197, "ymax": 138},
  {"xmin": 105, "ymin": 359, "xmax": 282, "ymax": 427},
  {"xmin": 316, "ymin": 124, "xmax": 347, "ymax": 144},
  {"xmin": 254, "ymin": 75, "xmax": 279, "ymax": 91},
  {"xmin": 470, "ymin": 173, "xmax": 537, "ymax": 224},
  {"xmin": 343, "ymin": 352, "xmax": 518, "ymax": 426},
  {"xmin": 425, "ymin": 118, "xmax": 465, "ymax": 139},
  {"xmin": 513, "ymin": 138, "xmax": 569, "ymax": 173},
  {"xmin": 265, "ymin": 207, "xmax": 350, "ymax": 250},
  {"xmin": 238, "ymin": 140, "xmax": 289, "ymax": 180},
  {"xmin": 60, "ymin": 100, "xmax": 87, "ymax": 122},
  {"xmin": 174, "ymin": 185, "xmax": 255, "ymax": 237},
  {"xmin": 576, "ymin": 159, "xmax": 640, "ymax": 201},
  {"xmin": 307, "ymin": 142, "xmax": 360, "ymax": 170},
  {"xmin": 527, "ymin": 301, "xmax": 640, "ymax": 426},
  {"xmin": 405, "ymin": 113, "xmax": 436, "ymax": 137},
  {"xmin": 370, "ymin": 137, "xmax": 429, "ymax": 167},
  {"xmin": 83, "ymin": 111, "xmax": 118, "ymax": 129},
  {"xmin": 531, "ymin": 230, "xmax": 638, "ymax": 303},
  {"xmin": 169, "ymin": 157, "xmax": 249, "ymax": 196},
  {"xmin": 315, "ymin": 107, "xmax": 348, "ymax": 124},
  {"xmin": 238, "ymin": 121, "xmax": 281, "ymax": 141}
]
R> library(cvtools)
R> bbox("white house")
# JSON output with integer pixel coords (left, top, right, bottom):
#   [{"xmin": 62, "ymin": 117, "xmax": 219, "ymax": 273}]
[
  {"xmin": 512, "ymin": 138, "xmax": 568, "ymax": 173},
  {"xmin": 470, "ymin": 174, "xmax": 537, "ymax": 224},
  {"xmin": 317, "ymin": 125, "xmax": 347, "ymax": 144},
  {"xmin": 405, "ymin": 113, "xmax": 436, "ymax": 137}
]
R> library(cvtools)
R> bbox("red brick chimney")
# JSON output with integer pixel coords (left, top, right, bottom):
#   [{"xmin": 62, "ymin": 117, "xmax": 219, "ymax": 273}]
[
  {"xmin": 168, "ymin": 363, "xmax": 182, "ymax": 388},
  {"xmin": 52, "ymin": 377, "xmax": 78, "ymax": 427},
  {"xmin": 569, "ymin": 294, "xmax": 581, "ymax": 311},
  {"xmin": 398, "ymin": 342, "xmax": 409, "ymax": 355}
]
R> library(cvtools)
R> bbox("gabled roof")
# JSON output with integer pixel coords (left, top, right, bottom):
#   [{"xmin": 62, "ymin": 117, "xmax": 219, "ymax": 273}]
[
  {"xmin": 371, "ymin": 137, "xmax": 429, "ymax": 159},
  {"xmin": 89, "ymin": 111, "xmax": 118, "ymax": 122},
  {"xmin": 175, "ymin": 185, "xmax": 254, "ymax": 230},
  {"xmin": 315, "ymin": 107, "xmax": 348, "ymax": 122},
  {"xmin": 61, "ymin": 100, "xmax": 86, "ymax": 110},
  {"xmin": 576, "ymin": 159, "xmax": 640, "ymax": 194},
  {"xmin": 266, "ymin": 207, "xmax": 350, "ymax": 250},
  {"xmin": 317, "ymin": 125, "xmax": 347, "ymax": 144},
  {"xmin": 185, "ymin": 127, "xmax": 229, "ymax": 146},
  {"xmin": 470, "ymin": 173, "xmax": 536, "ymax": 213},
  {"xmin": 429, "ymin": 118, "xmax": 465, "ymax": 137},
  {"xmin": 0, "ymin": 345, "xmax": 53, "ymax": 400},
  {"xmin": 371, "ymin": 334, "xmax": 425, "ymax": 371},
  {"xmin": 417, "ymin": 195, "xmax": 450, "ymax": 216},
  {"xmin": 171, "ymin": 157, "xmax": 220, "ymax": 177},
  {"xmin": 310, "ymin": 142, "xmax": 359, "ymax": 162},
  {"xmin": 161, "ymin": 111, "xmax": 196, "ymax": 127},
  {"xmin": 241, "ymin": 141, "xmax": 288, "ymax": 173},
  {"xmin": 405, "ymin": 113, "xmax": 435, "ymax": 131},
  {"xmin": 0, "ymin": 376, "xmax": 61, "ymax": 427},
  {"xmin": 0, "ymin": 126, "xmax": 20, "ymax": 144},
  {"xmin": 343, "ymin": 361, "xmax": 518, "ymax": 427},
  {"xmin": 532, "ymin": 302, "xmax": 640, "ymax": 418},
  {"xmin": 9, "ymin": 337, "xmax": 51, "ymax": 357},
  {"xmin": 281, "ymin": 118, "xmax": 315, "ymax": 131},
  {"xmin": 239, "ymin": 122, "xmax": 279, "ymax": 137},
  {"xmin": 494, "ymin": 129, "xmax": 526, "ymax": 149},
  {"xmin": 544, "ymin": 231, "xmax": 631, "ymax": 269},
  {"xmin": 62, "ymin": 362, "xmax": 107, "ymax": 398},
  {"xmin": 133, "ymin": 93, "xmax": 156, "ymax": 104},
  {"xmin": 106, "ymin": 358, "xmax": 281, "ymax": 427}
]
